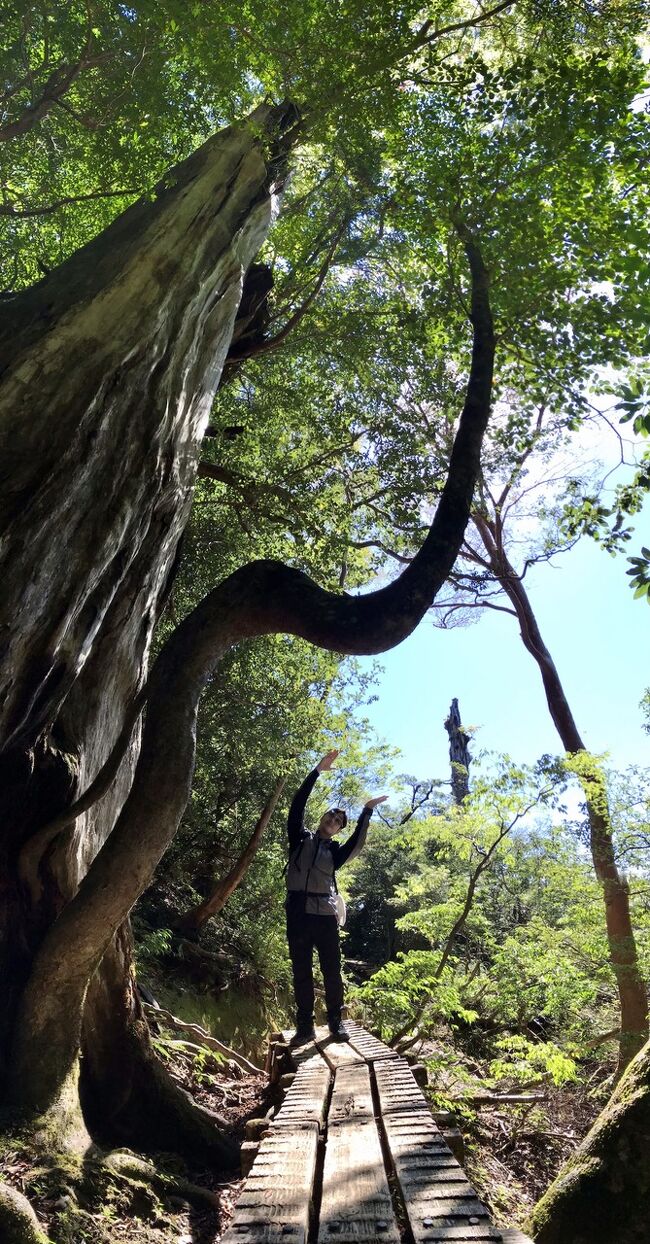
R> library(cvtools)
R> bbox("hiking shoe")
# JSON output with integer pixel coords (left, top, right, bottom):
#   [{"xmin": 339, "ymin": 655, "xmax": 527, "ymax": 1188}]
[
  {"xmin": 328, "ymin": 1021, "xmax": 349, "ymax": 1042},
  {"xmin": 291, "ymin": 1025, "xmax": 316, "ymax": 1046}
]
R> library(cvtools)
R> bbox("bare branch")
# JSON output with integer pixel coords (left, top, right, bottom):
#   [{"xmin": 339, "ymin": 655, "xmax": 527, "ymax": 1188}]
[
  {"xmin": 410, "ymin": 0, "xmax": 518, "ymax": 54},
  {"xmin": 0, "ymin": 186, "xmax": 140, "ymax": 218}
]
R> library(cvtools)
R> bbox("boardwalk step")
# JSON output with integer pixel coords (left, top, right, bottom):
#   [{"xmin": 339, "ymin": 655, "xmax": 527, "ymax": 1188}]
[
  {"xmin": 282, "ymin": 1029, "xmax": 331, "ymax": 1070},
  {"xmin": 238, "ymin": 1025, "xmax": 532, "ymax": 1244},
  {"xmin": 223, "ymin": 1123, "xmax": 319, "ymax": 1244},
  {"xmin": 375, "ymin": 1058, "xmax": 501, "ymax": 1244},
  {"xmin": 314, "ymin": 1025, "xmax": 366, "ymax": 1070},
  {"xmin": 273, "ymin": 1062, "xmax": 331, "ymax": 1129},
  {"xmin": 318, "ymin": 1063, "xmax": 400, "ymax": 1244},
  {"xmin": 343, "ymin": 1020, "xmax": 400, "ymax": 1063},
  {"xmin": 328, "ymin": 1063, "xmax": 374, "ymax": 1124}
]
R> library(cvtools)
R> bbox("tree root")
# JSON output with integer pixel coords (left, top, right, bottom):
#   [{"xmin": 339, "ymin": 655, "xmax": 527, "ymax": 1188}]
[
  {"xmin": 0, "ymin": 1134, "xmax": 225, "ymax": 1244},
  {"xmin": 104, "ymin": 1151, "xmax": 220, "ymax": 1209},
  {"xmin": 143, "ymin": 1002, "xmax": 263, "ymax": 1074},
  {"xmin": 0, "ymin": 1181, "xmax": 51, "ymax": 1244},
  {"xmin": 80, "ymin": 933, "xmax": 238, "ymax": 1168}
]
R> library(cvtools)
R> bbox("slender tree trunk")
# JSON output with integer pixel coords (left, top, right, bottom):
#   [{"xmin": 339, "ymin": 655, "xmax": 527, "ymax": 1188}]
[
  {"xmin": 528, "ymin": 1035, "xmax": 650, "ymax": 1243},
  {"xmin": 473, "ymin": 514, "xmax": 648, "ymax": 1072},
  {"xmin": 176, "ymin": 776, "xmax": 286, "ymax": 936}
]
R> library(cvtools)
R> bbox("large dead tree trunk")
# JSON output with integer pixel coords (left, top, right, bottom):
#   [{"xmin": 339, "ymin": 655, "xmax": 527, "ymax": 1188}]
[
  {"xmin": 0, "ymin": 98, "xmax": 494, "ymax": 1151},
  {"xmin": 528, "ymin": 1035, "xmax": 650, "ymax": 1243},
  {"xmin": 445, "ymin": 696, "xmax": 471, "ymax": 803},
  {"xmin": 473, "ymin": 514, "xmax": 648, "ymax": 1074}
]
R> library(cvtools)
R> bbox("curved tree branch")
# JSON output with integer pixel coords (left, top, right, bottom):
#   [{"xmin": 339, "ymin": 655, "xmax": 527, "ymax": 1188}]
[{"xmin": 10, "ymin": 229, "xmax": 495, "ymax": 1113}]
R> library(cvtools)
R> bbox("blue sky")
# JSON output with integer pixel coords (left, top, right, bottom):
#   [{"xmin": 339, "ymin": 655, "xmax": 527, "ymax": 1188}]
[{"xmin": 358, "ymin": 532, "xmax": 649, "ymax": 783}]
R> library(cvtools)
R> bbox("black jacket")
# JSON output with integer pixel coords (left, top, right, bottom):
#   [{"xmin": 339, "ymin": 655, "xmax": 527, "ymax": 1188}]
[{"xmin": 286, "ymin": 768, "xmax": 372, "ymax": 916}]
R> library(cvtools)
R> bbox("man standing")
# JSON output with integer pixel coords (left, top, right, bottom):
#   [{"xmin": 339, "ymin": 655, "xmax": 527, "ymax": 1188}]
[{"xmin": 285, "ymin": 749, "xmax": 387, "ymax": 1043}]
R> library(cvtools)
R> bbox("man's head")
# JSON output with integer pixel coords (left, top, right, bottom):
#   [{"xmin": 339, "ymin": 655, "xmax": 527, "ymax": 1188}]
[{"xmin": 318, "ymin": 808, "xmax": 348, "ymax": 839}]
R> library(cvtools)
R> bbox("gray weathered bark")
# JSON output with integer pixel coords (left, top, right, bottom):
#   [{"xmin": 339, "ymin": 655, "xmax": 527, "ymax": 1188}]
[
  {"xmin": 0, "ymin": 96, "xmax": 494, "ymax": 1148},
  {"xmin": 7, "ymin": 228, "xmax": 495, "ymax": 1119},
  {"xmin": 445, "ymin": 697, "xmax": 471, "ymax": 803}
]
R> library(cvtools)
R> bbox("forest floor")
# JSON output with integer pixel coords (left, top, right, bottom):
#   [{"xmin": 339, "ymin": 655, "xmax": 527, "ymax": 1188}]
[
  {"xmin": 463, "ymin": 1081, "xmax": 602, "ymax": 1228},
  {"xmin": 0, "ymin": 1053, "xmax": 268, "ymax": 1244},
  {"xmin": 416, "ymin": 1037, "xmax": 606, "ymax": 1230}
]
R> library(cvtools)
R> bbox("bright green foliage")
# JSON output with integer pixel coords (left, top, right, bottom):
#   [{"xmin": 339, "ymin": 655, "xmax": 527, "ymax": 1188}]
[
  {"xmin": 488, "ymin": 1035, "xmax": 578, "ymax": 1087},
  {"xmin": 559, "ymin": 369, "xmax": 650, "ymax": 567},
  {"xmin": 351, "ymin": 756, "xmax": 650, "ymax": 1068},
  {"xmin": 626, "ymin": 548, "xmax": 650, "ymax": 603}
]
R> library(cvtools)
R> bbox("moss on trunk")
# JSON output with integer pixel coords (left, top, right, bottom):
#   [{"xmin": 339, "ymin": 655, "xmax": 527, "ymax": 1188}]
[
  {"xmin": 0, "ymin": 1182, "xmax": 50, "ymax": 1244},
  {"xmin": 529, "ymin": 1039, "xmax": 650, "ymax": 1243}
]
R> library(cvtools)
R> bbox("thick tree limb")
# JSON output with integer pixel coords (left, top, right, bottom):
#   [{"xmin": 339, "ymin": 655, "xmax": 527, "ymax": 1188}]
[
  {"xmin": 10, "ymin": 230, "xmax": 495, "ymax": 1114},
  {"xmin": 0, "ymin": 42, "xmax": 111, "ymax": 143},
  {"xmin": 409, "ymin": 0, "xmax": 518, "ymax": 55}
]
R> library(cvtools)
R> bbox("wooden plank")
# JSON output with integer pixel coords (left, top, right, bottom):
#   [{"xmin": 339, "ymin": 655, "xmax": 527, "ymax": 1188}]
[
  {"xmin": 318, "ymin": 1118, "xmax": 400, "ymax": 1243},
  {"xmin": 317, "ymin": 1063, "xmax": 400, "ymax": 1242},
  {"xmin": 315, "ymin": 1024, "xmax": 366, "ymax": 1070},
  {"xmin": 374, "ymin": 1056, "xmax": 428, "ymax": 1113},
  {"xmin": 417, "ymin": 1229, "xmax": 502, "ymax": 1242},
  {"xmin": 221, "ymin": 1123, "xmax": 319, "ymax": 1244},
  {"xmin": 344, "ymin": 1021, "xmax": 400, "ymax": 1063},
  {"xmin": 273, "ymin": 1062, "xmax": 331, "ymax": 1129},
  {"xmin": 376, "ymin": 1065, "xmax": 503, "ymax": 1244},
  {"xmin": 500, "ymin": 1232, "xmax": 534, "ymax": 1244},
  {"xmin": 328, "ymin": 1063, "xmax": 374, "ymax": 1124},
  {"xmin": 318, "ymin": 1064, "xmax": 400, "ymax": 1244},
  {"xmin": 281, "ymin": 1028, "xmax": 330, "ymax": 1071}
]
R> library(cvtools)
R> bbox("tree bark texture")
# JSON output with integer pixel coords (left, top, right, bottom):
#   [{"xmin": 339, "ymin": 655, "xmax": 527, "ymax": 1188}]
[
  {"xmin": 0, "ymin": 101, "xmax": 299, "ymax": 1138},
  {"xmin": 80, "ymin": 925, "xmax": 237, "ymax": 1165},
  {"xmin": 528, "ymin": 1037, "xmax": 650, "ymax": 1243},
  {"xmin": 0, "ymin": 105, "xmax": 494, "ymax": 1138},
  {"xmin": 473, "ymin": 514, "xmax": 648, "ymax": 1073}
]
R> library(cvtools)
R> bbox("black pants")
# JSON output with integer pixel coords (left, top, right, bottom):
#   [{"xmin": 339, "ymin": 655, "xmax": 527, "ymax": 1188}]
[{"xmin": 286, "ymin": 895, "xmax": 343, "ymax": 1027}]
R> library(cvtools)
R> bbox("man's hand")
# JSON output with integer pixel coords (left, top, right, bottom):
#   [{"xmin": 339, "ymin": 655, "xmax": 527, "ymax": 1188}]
[
  {"xmin": 317, "ymin": 749, "xmax": 340, "ymax": 772},
  {"xmin": 364, "ymin": 795, "xmax": 388, "ymax": 810}
]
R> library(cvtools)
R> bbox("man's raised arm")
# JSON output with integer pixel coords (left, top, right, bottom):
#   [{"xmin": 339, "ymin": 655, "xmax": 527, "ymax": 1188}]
[
  {"xmin": 287, "ymin": 749, "xmax": 339, "ymax": 851},
  {"xmin": 334, "ymin": 794, "xmax": 388, "ymax": 868}
]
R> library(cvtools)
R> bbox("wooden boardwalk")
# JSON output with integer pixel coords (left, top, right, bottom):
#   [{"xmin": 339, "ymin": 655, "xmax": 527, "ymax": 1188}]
[{"xmin": 222, "ymin": 1023, "xmax": 533, "ymax": 1244}]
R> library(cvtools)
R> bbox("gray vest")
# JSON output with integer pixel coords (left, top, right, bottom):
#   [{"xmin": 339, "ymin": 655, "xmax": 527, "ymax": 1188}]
[{"xmin": 286, "ymin": 832, "xmax": 338, "ymax": 917}]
